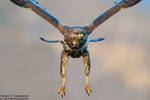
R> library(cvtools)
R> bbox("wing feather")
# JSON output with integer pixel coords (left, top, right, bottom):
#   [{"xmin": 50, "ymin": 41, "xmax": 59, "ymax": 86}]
[
  {"xmin": 39, "ymin": 37, "xmax": 61, "ymax": 43},
  {"xmin": 89, "ymin": 37, "xmax": 105, "ymax": 42},
  {"xmin": 84, "ymin": 0, "xmax": 142, "ymax": 34},
  {"xmin": 10, "ymin": 0, "xmax": 67, "ymax": 34}
]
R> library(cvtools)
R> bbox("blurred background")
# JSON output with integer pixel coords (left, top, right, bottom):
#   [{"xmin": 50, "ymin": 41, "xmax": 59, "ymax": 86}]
[{"xmin": 0, "ymin": 0, "xmax": 150, "ymax": 100}]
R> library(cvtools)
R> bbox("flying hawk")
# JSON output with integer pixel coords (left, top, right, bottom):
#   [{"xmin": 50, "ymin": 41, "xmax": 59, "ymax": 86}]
[{"xmin": 10, "ymin": 0, "xmax": 142, "ymax": 97}]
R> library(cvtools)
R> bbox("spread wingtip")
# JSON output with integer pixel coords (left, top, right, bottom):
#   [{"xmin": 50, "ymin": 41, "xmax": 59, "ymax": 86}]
[
  {"xmin": 124, "ymin": 0, "xmax": 142, "ymax": 7},
  {"xmin": 10, "ymin": 0, "xmax": 26, "ymax": 7}
]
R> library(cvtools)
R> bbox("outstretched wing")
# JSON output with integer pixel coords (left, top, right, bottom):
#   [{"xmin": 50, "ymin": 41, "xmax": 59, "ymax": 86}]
[
  {"xmin": 40, "ymin": 37, "xmax": 61, "ymax": 43},
  {"xmin": 10, "ymin": 0, "xmax": 67, "ymax": 34},
  {"xmin": 89, "ymin": 37, "xmax": 105, "ymax": 42},
  {"xmin": 84, "ymin": 0, "xmax": 142, "ymax": 34}
]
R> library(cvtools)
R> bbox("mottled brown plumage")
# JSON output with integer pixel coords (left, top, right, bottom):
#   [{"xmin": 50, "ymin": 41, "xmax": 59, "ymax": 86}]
[{"xmin": 10, "ymin": 0, "xmax": 142, "ymax": 97}]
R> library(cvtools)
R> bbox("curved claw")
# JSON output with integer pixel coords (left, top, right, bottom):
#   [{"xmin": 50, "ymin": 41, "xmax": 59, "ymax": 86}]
[
  {"xmin": 58, "ymin": 86, "xmax": 66, "ymax": 97},
  {"xmin": 40, "ymin": 37, "xmax": 61, "ymax": 43},
  {"xmin": 85, "ymin": 85, "xmax": 92, "ymax": 96}
]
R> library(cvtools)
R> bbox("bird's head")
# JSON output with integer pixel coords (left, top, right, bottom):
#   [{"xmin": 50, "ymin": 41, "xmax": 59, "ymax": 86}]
[{"xmin": 64, "ymin": 27, "xmax": 88, "ymax": 49}]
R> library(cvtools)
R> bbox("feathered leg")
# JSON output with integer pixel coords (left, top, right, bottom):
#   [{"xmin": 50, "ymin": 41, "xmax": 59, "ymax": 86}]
[
  {"xmin": 58, "ymin": 50, "xmax": 69, "ymax": 97},
  {"xmin": 82, "ymin": 50, "xmax": 92, "ymax": 96}
]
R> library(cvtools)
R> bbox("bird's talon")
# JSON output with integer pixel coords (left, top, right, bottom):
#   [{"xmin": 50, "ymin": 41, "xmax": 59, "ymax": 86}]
[
  {"xmin": 85, "ymin": 85, "xmax": 92, "ymax": 96},
  {"xmin": 58, "ymin": 86, "xmax": 66, "ymax": 97}
]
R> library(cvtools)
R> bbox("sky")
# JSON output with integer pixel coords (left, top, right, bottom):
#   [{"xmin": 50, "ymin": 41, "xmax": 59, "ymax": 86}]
[{"xmin": 0, "ymin": 0, "xmax": 150, "ymax": 100}]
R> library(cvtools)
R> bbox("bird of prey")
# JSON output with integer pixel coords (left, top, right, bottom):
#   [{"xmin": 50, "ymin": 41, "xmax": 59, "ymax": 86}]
[{"xmin": 10, "ymin": 0, "xmax": 142, "ymax": 97}]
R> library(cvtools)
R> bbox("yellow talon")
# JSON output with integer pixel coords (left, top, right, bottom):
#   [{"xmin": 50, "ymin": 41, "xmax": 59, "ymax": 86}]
[
  {"xmin": 58, "ymin": 85, "xmax": 66, "ymax": 97},
  {"xmin": 58, "ymin": 77, "xmax": 66, "ymax": 97},
  {"xmin": 85, "ymin": 85, "xmax": 92, "ymax": 96},
  {"xmin": 85, "ymin": 76, "xmax": 92, "ymax": 95}
]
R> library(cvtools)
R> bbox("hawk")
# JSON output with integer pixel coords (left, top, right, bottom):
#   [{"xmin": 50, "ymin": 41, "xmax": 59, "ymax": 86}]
[{"xmin": 10, "ymin": 0, "xmax": 142, "ymax": 97}]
